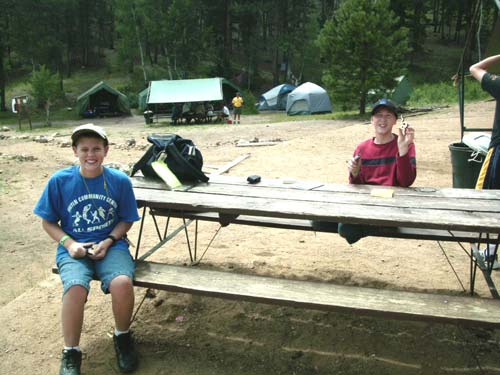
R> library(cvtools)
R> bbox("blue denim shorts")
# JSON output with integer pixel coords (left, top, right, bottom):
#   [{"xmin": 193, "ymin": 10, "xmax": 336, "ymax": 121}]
[{"xmin": 56, "ymin": 248, "xmax": 135, "ymax": 296}]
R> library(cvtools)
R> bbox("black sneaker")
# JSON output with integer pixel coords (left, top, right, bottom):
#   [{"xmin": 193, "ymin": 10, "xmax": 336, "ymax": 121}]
[
  {"xmin": 113, "ymin": 332, "xmax": 138, "ymax": 373},
  {"xmin": 60, "ymin": 349, "xmax": 82, "ymax": 375}
]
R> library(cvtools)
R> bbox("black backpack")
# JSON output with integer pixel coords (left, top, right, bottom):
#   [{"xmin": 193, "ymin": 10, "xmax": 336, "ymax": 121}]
[{"xmin": 131, "ymin": 134, "xmax": 209, "ymax": 183}]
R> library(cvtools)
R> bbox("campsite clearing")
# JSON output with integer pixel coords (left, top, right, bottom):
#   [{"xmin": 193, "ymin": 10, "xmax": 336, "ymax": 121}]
[{"xmin": 0, "ymin": 102, "xmax": 500, "ymax": 374}]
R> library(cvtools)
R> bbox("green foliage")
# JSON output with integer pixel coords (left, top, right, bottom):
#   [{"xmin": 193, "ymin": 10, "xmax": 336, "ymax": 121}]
[
  {"xmin": 407, "ymin": 78, "xmax": 490, "ymax": 107},
  {"xmin": 317, "ymin": 0, "xmax": 411, "ymax": 114},
  {"xmin": 410, "ymin": 38, "xmax": 464, "ymax": 84},
  {"xmin": 268, "ymin": 111, "xmax": 365, "ymax": 123},
  {"xmin": 30, "ymin": 65, "xmax": 62, "ymax": 125},
  {"xmin": 241, "ymin": 90, "xmax": 258, "ymax": 115},
  {"xmin": 30, "ymin": 66, "xmax": 61, "ymax": 108}
]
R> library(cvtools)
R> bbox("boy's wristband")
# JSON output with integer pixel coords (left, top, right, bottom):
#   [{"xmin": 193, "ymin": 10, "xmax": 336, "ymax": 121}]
[
  {"xmin": 106, "ymin": 234, "xmax": 117, "ymax": 244},
  {"xmin": 59, "ymin": 234, "xmax": 71, "ymax": 246}
]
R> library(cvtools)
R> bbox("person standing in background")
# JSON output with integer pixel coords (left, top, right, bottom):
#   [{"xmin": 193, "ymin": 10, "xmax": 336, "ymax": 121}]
[{"xmin": 231, "ymin": 92, "xmax": 244, "ymax": 124}]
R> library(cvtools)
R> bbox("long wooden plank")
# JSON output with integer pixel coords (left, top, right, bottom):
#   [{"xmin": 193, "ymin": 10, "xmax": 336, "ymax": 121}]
[
  {"xmin": 150, "ymin": 209, "xmax": 499, "ymax": 244},
  {"xmin": 131, "ymin": 175, "xmax": 500, "ymax": 203},
  {"xmin": 202, "ymin": 175, "xmax": 500, "ymax": 201},
  {"xmin": 134, "ymin": 180, "xmax": 500, "ymax": 214},
  {"xmin": 132, "ymin": 175, "xmax": 324, "ymax": 192},
  {"xmin": 134, "ymin": 188, "xmax": 500, "ymax": 232},
  {"xmin": 185, "ymin": 183, "xmax": 498, "ymax": 213},
  {"xmin": 134, "ymin": 261, "xmax": 500, "ymax": 327}
]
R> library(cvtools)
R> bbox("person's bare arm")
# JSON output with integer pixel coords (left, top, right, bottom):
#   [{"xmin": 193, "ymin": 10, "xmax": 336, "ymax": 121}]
[
  {"xmin": 42, "ymin": 219, "xmax": 89, "ymax": 258},
  {"xmin": 470, "ymin": 54, "xmax": 500, "ymax": 82}
]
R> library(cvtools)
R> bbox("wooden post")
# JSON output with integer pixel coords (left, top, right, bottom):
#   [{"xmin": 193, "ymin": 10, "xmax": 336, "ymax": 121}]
[{"xmin": 15, "ymin": 96, "xmax": 32, "ymax": 130}]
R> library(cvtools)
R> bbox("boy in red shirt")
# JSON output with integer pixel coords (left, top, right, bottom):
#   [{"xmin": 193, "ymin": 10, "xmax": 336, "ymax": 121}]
[
  {"xmin": 312, "ymin": 99, "xmax": 416, "ymax": 243},
  {"xmin": 340, "ymin": 98, "xmax": 416, "ymax": 243},
  {"xmin": 348, "ymin": 99, "xmax": 416, "ymax": 186}
]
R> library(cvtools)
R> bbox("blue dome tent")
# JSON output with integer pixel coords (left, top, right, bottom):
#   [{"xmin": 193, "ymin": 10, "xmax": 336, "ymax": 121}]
[{"xmin": 258, "ymin": 83, "xmax": 296, "ymax": 111}]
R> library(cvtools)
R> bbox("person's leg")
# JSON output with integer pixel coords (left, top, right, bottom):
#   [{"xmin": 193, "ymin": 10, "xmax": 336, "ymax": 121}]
[
  {"xmin": 109, "ymin": 275, "xmax": 135, "ymax": 331},
  {"xmin": 97, "ymin": 249, "xmax": 138, "ymax": 372},
  {"xmin": 484, "ymin": 145, "xmax": 500, "ymax": 189},
  {"xmin": 338, "ymin": 223, "xmax": 380, "ymax": 244},
  {"xmin": 57, "ymin": 257, "xmax": 93, "ymax": 375},
  {"xmin": 58, "ymin": 257, "xmax": 93, "ymax": 346},
  {"xmin": 235, "ymin": 108, "xmax": 241, "ymax": 123},
  {"xmin": 62, "ymin": 286, "xmax": 88, "ymax": 346}
]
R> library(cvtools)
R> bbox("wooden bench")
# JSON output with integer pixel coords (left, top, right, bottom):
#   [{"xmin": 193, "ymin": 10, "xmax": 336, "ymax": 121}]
[
  {"xmin": 51, "ymin": 261, "xmax": 500, "ymax": 327},
  {"xmin": 145, "ymin": 207, "xmax": 500, "ymax": 298},
  {"xmin": 153, "ymin": 112, "xmax": 173, "ymax": 123}
]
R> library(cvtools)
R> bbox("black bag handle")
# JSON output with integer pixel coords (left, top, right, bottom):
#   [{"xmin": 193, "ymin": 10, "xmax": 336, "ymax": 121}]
[
  {"xmin": 130, "ymin": 146, "xmax": 154, "ymax": 177},
  {"xmin": 166, "ymin": 142, "xmax": 209, "ymax": 182},
  {"xmin": 131, "ymin": 134, "xmax": 177, "ymax": 177}
]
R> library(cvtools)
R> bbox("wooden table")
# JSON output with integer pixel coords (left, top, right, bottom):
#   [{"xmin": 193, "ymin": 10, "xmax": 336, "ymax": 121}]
[{"xmin": 130, "ymin": 175, "xmax": 500, "ymax": 326}]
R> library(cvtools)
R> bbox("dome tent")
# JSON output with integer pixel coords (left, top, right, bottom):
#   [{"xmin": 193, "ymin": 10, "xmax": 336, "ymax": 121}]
[
  {"xmin": 285, "ymin": 82, "xmax": 332, "ymax": 115},
  {"xmin": 258, "ymin": 83, "xmax": 296, "ymax": 111}
]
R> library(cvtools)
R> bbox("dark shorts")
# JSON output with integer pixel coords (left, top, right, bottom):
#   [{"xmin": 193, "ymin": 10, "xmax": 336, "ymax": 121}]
[
  {"xmin": 476, "ymin": 144, "xmax": 500, "ymax": 189},
  {"xmin": 233, "ymin": 107, "xmax": 242, "ymax": 115}
]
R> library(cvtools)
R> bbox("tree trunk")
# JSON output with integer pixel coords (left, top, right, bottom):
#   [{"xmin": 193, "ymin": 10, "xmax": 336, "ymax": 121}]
[
  {"xmin": 223, "ymin": 0, "xmax": 232, "ymax": 78},
  {"xmin": 0, "ymin": 39, "xmax": 5, "ymax": 112},
  {"xmin": 45, "ymin": 101, "xmax": 51, "ymax": 127}
]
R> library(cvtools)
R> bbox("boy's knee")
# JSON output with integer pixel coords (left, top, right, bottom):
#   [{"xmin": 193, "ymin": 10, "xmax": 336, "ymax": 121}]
[{"xmin": 111, "ymin": 274, "xmax": 133, "ymax": 287}]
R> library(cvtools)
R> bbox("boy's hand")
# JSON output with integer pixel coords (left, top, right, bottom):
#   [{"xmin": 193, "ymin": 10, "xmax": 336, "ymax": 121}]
[
  {"xmin": 348, "ymin": 155, "xmax": 361, "ymax": 177},
  {"xmin": 86, "ymin": 239, "xmax": 113, "ymax": 260},
  {"xmin": 397, "ymin": 124, "xmax": 415, "ymax": 156},
  {"xmin": 67, "ymin": 242, "xmax": 96, "ymax": 258}
]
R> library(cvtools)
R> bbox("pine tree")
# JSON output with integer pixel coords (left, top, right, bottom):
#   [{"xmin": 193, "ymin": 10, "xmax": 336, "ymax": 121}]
[{"xmin": 318, "ymin": 0, "xmax": 410, "ymax": 114}]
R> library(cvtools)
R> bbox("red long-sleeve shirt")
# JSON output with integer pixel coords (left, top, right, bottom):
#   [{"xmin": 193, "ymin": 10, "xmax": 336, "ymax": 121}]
[{"xmin": 349, "ymin": 135, "xmax": 416, "ymax": 187}]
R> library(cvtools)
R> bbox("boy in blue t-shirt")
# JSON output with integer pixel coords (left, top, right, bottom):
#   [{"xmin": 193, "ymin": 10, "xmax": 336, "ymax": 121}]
[{"xmin": 34, "ymin": 124, "xmax": 141, "ymax": 374}]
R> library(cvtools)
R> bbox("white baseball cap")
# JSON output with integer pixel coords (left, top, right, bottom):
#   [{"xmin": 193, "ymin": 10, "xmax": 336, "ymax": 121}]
[{"xmin": 71, "ymin": 123, "xmax": 108, "ymax": 146}]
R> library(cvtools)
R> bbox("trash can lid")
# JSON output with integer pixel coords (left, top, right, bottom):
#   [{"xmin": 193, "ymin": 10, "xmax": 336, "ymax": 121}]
[{"xmin": 462, "ymin": 133, "xmax": 491, "ymax": 156}]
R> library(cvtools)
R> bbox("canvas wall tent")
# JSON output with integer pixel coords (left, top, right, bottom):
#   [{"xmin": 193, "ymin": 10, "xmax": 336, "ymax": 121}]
[
  {"xmin": 286, "ymin": 82, "xmax": 332, "ymax": 115},
  {"xmin": 76, "ymin": 81, "xmax": 130, "ymax": 117},
  {"xmin": 137, "ymin": 87, "xmax": 149, "ymax": 112},
  {"xmin": 147, "ymin": 78, "xmax": 240, "ymax": 107},
  {"xmin": 390, "ymin": 75, "xmax": 412, "ymax": 105},
  {"xmin": 258, "ymin": 83, "xmax": 296, "ymax": 111}
]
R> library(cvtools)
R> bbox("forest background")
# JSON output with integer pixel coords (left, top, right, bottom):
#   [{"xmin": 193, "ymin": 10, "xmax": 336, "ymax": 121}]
[{"xmin": 0, "ymin": 0, "xmax": 499, "ymax": 123}]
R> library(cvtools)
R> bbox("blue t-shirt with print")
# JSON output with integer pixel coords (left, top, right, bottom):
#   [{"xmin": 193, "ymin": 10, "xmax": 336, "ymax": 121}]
[{"xmin": 34, "ymin": 166, "xmax": 140, "ymax": 262}]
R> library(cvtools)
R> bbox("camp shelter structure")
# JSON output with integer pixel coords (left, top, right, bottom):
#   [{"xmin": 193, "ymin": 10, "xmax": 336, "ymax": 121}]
[
  {"xmin": 76, "ymin": 81, "xmax": 130, "ymax": 117},
  {"xmin": 286, "ymin": 82, "xmax": 332, "ymax": 116},
  {"xmin": 390, "ymin": 75, "xmax": 412, "ymax": 105},
  {"xmin": 147, "ymin": 78, "xmax": 240, "ymax": 108},
  {"xmin": 258, "ymin": 83, "xmax": 296, "ymax": 111},
  {"xmin": 138, "ymin": 87, "xmax": 149, "ymax": 112}
]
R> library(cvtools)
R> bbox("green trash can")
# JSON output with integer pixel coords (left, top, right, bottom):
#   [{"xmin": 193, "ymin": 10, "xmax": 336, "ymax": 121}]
[
  {"xmin": 448, "ymin": 142, "xmax": 484, "ymax": 188},
  {"xmin": 143, "ymin": 110, "xmax": 153, "ymax": 124}
]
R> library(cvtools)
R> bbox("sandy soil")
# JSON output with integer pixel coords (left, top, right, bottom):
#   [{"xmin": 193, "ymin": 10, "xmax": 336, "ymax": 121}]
[{"xmin": 0, "ymin": 102, "xmax": 499, "ymax": 374}]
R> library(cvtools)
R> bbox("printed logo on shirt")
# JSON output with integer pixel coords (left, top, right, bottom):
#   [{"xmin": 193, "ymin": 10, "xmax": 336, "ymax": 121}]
[{"xmin": 67, "ymin": 194, "xmax": 117, "ymax": 233}]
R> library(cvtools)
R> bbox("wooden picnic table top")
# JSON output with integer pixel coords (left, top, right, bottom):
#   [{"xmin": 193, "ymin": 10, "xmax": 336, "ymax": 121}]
[{"xmin": 132, "ymin": 175, "xmax": 500, "ymax": 234}]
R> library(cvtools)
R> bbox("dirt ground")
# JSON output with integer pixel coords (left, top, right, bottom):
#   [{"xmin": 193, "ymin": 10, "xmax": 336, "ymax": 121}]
[{"xmin": 1, "ymin": 102, "xmax": 500, "ymax": 374}]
